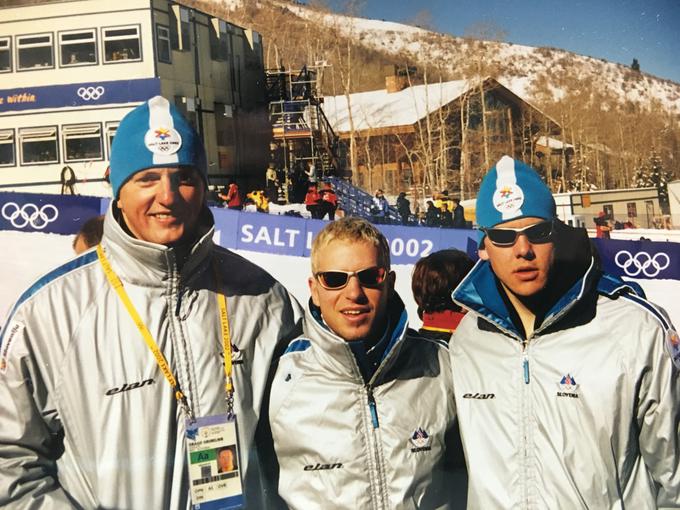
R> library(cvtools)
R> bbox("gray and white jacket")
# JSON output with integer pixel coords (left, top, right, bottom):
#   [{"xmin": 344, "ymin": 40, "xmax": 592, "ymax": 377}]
[
  {"xmin": 0, "ymin": 205, "xmax": 303, "ymax": 509},
  {"xmin": 451, "ymin": 254, "xmax": 680, "ymax": 509},
  {"xmin": 269, "ymin": 296, "xmax": 460, "ymax": 509}
]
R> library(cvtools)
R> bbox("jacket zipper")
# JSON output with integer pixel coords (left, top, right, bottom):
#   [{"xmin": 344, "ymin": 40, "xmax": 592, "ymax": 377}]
[
  {"xmin": 520, "ymin": 339, "xmax": 532, "ymax": 509},
  {"xmin": 366, "ymin": 385, "xmax": 379, "ymax": 428},
  {"xmin": 364, "ymin": 385, "xmax": 388, "ymax": 509}
]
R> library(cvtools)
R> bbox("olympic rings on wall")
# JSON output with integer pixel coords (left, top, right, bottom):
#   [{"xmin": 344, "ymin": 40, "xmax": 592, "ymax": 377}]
[
  {"xmin": 614, "ymin": 250, "xmax": 670, "ymax": 278},
  {"xmin": 77, "ymin": 86, "xmax": 105, "ymax": 101},
  {"xmin": 1, "ymin": 202, "xmax": 59, "ymax": 230}
]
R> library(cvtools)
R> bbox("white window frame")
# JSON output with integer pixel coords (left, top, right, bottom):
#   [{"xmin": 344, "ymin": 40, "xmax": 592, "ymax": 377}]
[
  {"xmin": 0, "ymin": 129, "xmax": 16, "ymax": 167},
  {"xmin": 62, "ymin": 123, "xmax": 103, "ymax": 162},
  {"xmin": 102, "ymin": 25, "xmax": 142, "ymax": 64},
  {"xmin": 0, "ymin": 37, "xmax": 11, "ymax": 73},
  {"xmin": 19, "ymin": 126, "xmax": 59, "ymax": 165},
  {"xmin": 59, "ymin": 28, "xmax": 97, "ymax": 67},
  {"xmin": 16, "ymin": 32, "xmax": 54, "ymax": 71},
  {"xmin": 105, "ymin": 121, "xmax": 119, "ymax": 159},
  {"xmin": 156, "ymin": 24, "xmax": 171, "ymax": 64}
]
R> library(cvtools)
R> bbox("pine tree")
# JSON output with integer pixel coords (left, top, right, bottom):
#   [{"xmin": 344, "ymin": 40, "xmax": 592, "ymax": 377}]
[
  {"xmin": 631, "ymin": 58, "xmax": 640, "ymax": 72},
  {"xmin": 647, "ymin": 151, "xmax": 673, "ymax": 213},
  {"xmin": 633, "ymin": 158, "xmax": 652, "ymax": 188}
]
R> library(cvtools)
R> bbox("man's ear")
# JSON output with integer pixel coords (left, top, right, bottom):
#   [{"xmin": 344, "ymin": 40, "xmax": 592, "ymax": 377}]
[{"xmin": 309, "ymin": 276, "xmax": 321, "ymax": 306}]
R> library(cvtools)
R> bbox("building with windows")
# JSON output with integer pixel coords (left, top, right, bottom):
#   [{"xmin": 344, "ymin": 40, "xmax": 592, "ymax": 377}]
[{"xmin": 0, "ymin": 0, "xmax": 268, "ymax": 196}]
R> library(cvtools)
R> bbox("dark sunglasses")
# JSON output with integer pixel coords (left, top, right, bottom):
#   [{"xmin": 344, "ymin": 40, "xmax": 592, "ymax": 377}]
[
  {"xmin": 482, "ymin": 219, "xmax": 554, "ymax": 247},
  {"xmin": 315, "ymin": 266, "xmax": 388, "ymax": 290}
]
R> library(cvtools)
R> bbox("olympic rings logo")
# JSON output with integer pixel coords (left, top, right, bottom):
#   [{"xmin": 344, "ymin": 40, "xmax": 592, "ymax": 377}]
[
  {"xmin": 614, "ymin": 250, "xmax": 670, "ymax": 278},
  {"xmin": 77, "ymin": 86, "xmax": 105, "ymax": 101},
  {"xmin": 1, "ymin": 202, "xmax": 59, "ymax": 230}
]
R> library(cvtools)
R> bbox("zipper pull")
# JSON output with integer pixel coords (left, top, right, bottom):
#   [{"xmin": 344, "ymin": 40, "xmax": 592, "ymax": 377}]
[
  {"xmin": 522, "ymin": 354, "xmax": 530, "ymax": 384},
  {"xmin": 366, "ymin": 386, "xmax": 379, "ymax": 428},
  {"xmin": 175, "ymin": 288, "xmax": 184, "ymax": 317}
]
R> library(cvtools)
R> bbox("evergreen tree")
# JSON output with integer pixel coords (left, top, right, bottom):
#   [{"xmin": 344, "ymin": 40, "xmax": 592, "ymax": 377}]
[
  {"xmin": 631, "ymin": 58, "xmax": 640, "ymax": 72},
  {"xmin": 647, "ymin": 151, "xmax": 673, "ymax": 213},
  {"xmin": 633, "ymin": 158, "xmax": 652, "ymax": 188}
]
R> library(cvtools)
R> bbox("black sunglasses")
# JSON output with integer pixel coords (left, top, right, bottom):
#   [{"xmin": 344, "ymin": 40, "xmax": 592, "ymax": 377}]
[
  {"xmin": 315, "ymin": 266, "xmax": 388, "ymax": 290},
  {"xmin": 482, "ymin": 219, "xmax": 554, "ymax": 247}
]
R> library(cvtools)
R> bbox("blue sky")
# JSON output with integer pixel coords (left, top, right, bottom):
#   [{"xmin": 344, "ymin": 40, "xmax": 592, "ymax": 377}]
[{"xmin": 330, "ymin": 0, "xmax": 680, "ymax": 83}]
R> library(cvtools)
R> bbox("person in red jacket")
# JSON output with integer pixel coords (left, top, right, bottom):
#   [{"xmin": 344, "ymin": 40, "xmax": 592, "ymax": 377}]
[
  {"xmin": 318, "ymin": 181, "xmax": 338, "ymax": 220},
  {"xmin": 219, "ymin": 180, "xmax": 243, "ymax": 210},
  {"xmin": 304, "ymin": 183, "xmax": 322, "ymax": 219}
]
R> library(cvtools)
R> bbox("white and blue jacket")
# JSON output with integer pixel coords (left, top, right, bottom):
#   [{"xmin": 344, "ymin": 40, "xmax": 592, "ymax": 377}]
[
  {"xmin": 269, "ymin": 295, "xmax": 461, "ymax": 509},
  {"xmin": 450, "ymin": 257, "xmax": 680, "ymax": 509}
]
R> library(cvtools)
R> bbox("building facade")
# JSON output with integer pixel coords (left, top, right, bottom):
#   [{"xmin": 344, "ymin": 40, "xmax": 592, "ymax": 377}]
[{"xmin": 0, "ymin": 0, "xmax": 268, "ymax": 196}]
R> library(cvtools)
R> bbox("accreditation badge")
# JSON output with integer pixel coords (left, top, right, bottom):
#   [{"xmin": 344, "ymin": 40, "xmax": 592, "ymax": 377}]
[{"xmin": 186, "ymin": 414, "xmax": 244, "ymax": 509}]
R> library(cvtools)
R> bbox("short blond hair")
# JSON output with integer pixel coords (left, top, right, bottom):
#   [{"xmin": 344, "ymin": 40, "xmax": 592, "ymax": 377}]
[{"xmin": 311, "ymin": 217, "xmax": 391, "ymax": 273}]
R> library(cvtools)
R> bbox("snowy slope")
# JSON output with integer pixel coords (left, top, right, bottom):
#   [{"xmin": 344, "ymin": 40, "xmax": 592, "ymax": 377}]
[{"xmin": 225, "ymin": 0, "xmax": 680, "ymax": 114}]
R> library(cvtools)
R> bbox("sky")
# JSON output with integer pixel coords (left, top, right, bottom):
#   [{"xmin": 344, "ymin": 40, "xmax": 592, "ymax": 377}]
[{"xmin": 329, "ymin": 0, "xmax": 680, "ymax": 84}]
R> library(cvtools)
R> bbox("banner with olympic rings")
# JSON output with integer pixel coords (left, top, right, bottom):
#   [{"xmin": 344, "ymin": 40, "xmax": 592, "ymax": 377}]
[
  {"xmin": 2, "ymin": 191, "xmax": 679, "ymax": 280},
  {"xmin": 592, "ymin": 238, "xmax": 680, "ymax": 281},
  {"xmin": 0, "ymin": 192, "xmax": 101, "ymax": 234}
]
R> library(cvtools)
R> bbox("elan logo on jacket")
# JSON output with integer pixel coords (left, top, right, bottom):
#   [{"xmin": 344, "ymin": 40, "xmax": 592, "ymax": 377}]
[
  {"xmin": 304, "ymin": 463, "xmax": 343, "ymax": 471},
  {"xmin": 462, "ymin": 393, "xmax": 495, "ymax": 399},
  {"xmin": 105, "ymin": 379, "xmax": 155, "ymax": 396}
]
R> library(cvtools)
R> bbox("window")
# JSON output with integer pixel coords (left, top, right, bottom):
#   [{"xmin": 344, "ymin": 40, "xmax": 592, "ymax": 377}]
[
  {"xmin": 103, "ymin": 25, "xmax": 141, "ymax": 63},
  {"xmin": 59, "ymin": 29, "xmax": 97, "ymax": 67},
  {"xmin": 63, "ymin": 124, "xmax": 103, "ymax": 162},
  {"xmin": 156, "ymin": 24, "xmax": 171, "ymax": 63},
  {"xmin": 0, "ymin": 130, "xmax": 15, "ymax": 166},
  {"xmin": 17, "ymin": 33, "xmax": 54, "ymax": 70},
  {"xmin": 170, "ymin": 5, "xmax": 191, "ymax": 51},
  {"xmin": 105, "ymin": 122, "xmax": 119, "ymax": 157},
  {"xmin": 626, "ymin": 202, "xmax": 637, "ymax": 218},
  {"xmin": 0, "ymin": 37, "xmax": 11, "ymax": 72},
  {"xmin": 210, "ymin": 19, "xmax": 229, "ymax": 61},
  {"xmin": 20, "ymin": 126, "xmax": 58, "ymax": 164}
]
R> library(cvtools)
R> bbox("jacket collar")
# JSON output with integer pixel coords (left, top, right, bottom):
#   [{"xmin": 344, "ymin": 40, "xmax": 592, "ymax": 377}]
[
  {"xmin": 305, "ymin": 294, "xmax": 410, "ymax": 384},
  {"xmin": 452, "ymin": 256, "xmax": 602, "ymax": 340},
  {"xmin": 100, "ymin": 203, "xmax": 215, "ymax": 288}
]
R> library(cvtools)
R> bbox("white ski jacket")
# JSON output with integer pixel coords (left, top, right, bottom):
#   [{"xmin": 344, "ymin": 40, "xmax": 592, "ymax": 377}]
[
  {"xmin": 451, "ymin": 256, "xmax": 680, "ymax": 509},
  {"xmin": 0, "ymin": 205, "xmax": 303, "ymax": 509},
  {"xmin": 269, "ymin": 297, "xmax": 461, "ymax": 509}
]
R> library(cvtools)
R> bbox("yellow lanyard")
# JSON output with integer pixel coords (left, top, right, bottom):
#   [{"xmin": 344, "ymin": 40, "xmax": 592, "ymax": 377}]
[{"xmin": 97, "ymin": 244, "xmax": 235, "ymax": 420}]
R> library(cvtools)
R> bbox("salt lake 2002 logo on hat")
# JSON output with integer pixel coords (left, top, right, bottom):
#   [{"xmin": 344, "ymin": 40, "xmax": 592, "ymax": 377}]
[
  {"xmin": 143, "ymin": 126, "xmax": 182, "ymax": 155},
  {"xmin": 492, "ymin": 184, "xmax": 524, "ymax": 215}
]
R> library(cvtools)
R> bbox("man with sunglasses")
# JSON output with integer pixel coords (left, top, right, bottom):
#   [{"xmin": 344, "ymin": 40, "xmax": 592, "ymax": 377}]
[
  {"xmin": 450, "ymin": 156, "xmax": 679, "ymax": 508},
  {"xmin": 268, "ymin": 217, "xmax": 460, "ymax": 509}
]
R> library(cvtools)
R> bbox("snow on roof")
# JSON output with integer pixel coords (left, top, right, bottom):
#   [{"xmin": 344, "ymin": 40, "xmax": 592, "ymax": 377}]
[
  {"xmin": 323, "ymin": 80, "xmax": 470, "ymax": 133},
  {"xmin": 535, "ymin": 136, "xmax": 574, "ymax": 150}
]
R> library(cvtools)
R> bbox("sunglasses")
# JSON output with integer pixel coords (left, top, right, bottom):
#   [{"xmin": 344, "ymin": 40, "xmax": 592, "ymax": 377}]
[
  {"xmin": 482, "ymin": 219, "xmax": 554, "ymax": 247},
  {"xmin": 315, "ymin": 266, "xmax": 388, "ymax": 290}
]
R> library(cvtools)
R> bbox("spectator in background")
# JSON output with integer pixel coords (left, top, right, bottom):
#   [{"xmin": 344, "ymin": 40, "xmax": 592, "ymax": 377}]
[
  {"xmin": 452, "ymin": 198, "xmax": 466, "ymax": 229},
  {"xmin": 218, "ymin": 180, "xmax": 243, "ymax": 210},
  {"xmin": 265, "ymin": 163, "xmax": 278, "ymax": 202},
  {"xmin": 593, "ymin": 211, "xmax": 612, "ymax": 239},
  {"xmin": 318, "ymin": 181, "xmax": 338, "ymax": 221},
  {"xmin": 370, "ymin": 189, "xmax": 389, "ymax": 224},
  {"xmin": 246, "ymin": 189, "xmax": 269, "ymax": 213},
  {"xmin": 304, "ymin": 183, "xmax": 322, "ymax": 219},
  {"xmin": 425, "ymin": 200, "xmax": 440, "ymax": 227},
  {"xmin": 396, "ymin": 192, "xmax": 411, "ymax": 225},
  {"xmin": 412, "ymin": 249, "xmax": 474, "ymax": 342},
  {"xmin": 305, "ymin": 161, "xmax": 318, "ymax": 185},
  {"xmin": 72, "ymin": 215, "xmax": 105, "ymax": 254}
]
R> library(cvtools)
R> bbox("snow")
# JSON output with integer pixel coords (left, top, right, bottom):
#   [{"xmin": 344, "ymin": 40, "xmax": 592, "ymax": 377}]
[
  {"xmin": 323, "ymin": 80, "xmax": 469, "ymax": 132},
  {"xmin": 2, "ymin": 230, "xmax": 679, "ymax": 335}
]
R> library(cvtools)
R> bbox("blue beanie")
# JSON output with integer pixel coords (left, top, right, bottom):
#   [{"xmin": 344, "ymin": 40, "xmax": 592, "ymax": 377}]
[
  {"xmin": 476, "ymin": 156, "xmax": 556, "ymax": 237},
  {"xmin": 109, "ymin": 96, "xmax": 207, "ymax": 198}
]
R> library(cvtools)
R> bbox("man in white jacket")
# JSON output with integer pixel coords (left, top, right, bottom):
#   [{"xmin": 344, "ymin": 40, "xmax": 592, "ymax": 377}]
[
  {"xmin": 451, "ymin": 155, "xmax": 679, "ymax": 508},
  {"xmin": 269, "ymin": 217, "xmax": 462, "ymax": 509},
  {"xmin": 0, "ymin": 96, "xmax": 302, "ymax": 509}
]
